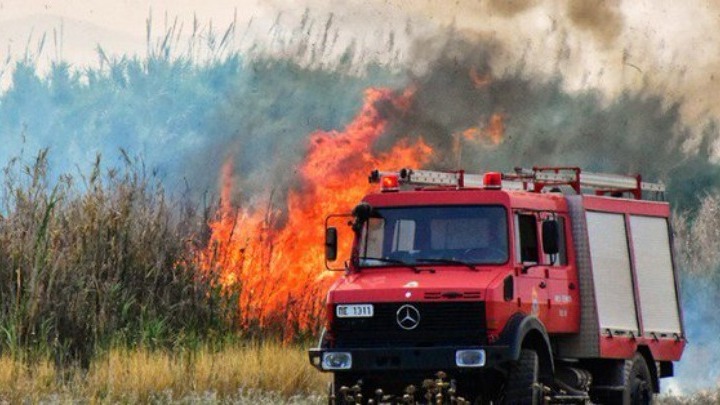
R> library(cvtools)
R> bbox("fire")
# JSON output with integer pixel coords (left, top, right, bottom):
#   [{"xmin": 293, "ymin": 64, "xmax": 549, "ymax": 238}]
[
  {"xmin": 469, "ymin": 67, "xmax": 491, "ymax": 88},
  {"xmin": 452, "ymin": 113, "xmax": 506, "ymax": 166},
  {"xmin": 197, "ymin": 88, "xmax": 432, "ymax": 336},
  {"xmin": 460, "ymin": 113, "xmax": 505, "ymax": 145},
  {"xmin": 486, "ymin": 113, "xmax": 505, "ymax": 144}
]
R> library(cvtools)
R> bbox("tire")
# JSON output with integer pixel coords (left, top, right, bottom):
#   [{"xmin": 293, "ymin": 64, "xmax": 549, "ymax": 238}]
[
  {"xmin": 503, "ymin": 349, "xmax": 542, "ymax": 405},
  {"xmin": 623, "ymin": 353, "xmax": 654, "ymax": 405}
]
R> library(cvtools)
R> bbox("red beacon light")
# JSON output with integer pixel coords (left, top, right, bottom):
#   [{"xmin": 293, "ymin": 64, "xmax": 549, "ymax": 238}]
[
  {"xmin": 381, "ymin": 174, "xmax": 400, "ymax": 191},
  {"xmin": 483, "ymin": 172, "xmax": 502, "ymax": 189}
]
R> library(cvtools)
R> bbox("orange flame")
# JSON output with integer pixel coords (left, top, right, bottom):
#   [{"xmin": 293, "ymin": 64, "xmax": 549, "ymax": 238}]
[
  {"xmin": 486, "ymin": 113, "xmax": 505, "ymax": 145},
  {"xmin": 197, "ymin": 88, "xmax": 432, "ymax": 336},
  {"xmin": 460, "ymin": 113, "xmax": 505, "ymax": 146},
  {"xmin": 469, "ymin": 68, "xmax": 491, "ymax": 89},
  {"xmin": 452, "ymin": 113, "xmax": 506, "ymax": 166}
]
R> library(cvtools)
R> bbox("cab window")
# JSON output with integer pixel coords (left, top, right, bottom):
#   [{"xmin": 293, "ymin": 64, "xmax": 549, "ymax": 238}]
[{"xmin": 515, "ymin": 213, "xmax": 538, "ymax": 263}]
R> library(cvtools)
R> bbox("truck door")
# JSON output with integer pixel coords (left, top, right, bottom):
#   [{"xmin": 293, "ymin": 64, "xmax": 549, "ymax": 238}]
[
  {"xmin": 539, "ymin": 213, "xmax": 578, "ymax": 333},
  {"xmin": 514, "ymin": 211, "xmax": 578, "ymax": 332},
  {"xmin": 514, "ymin": 212, "xmax": 549, "ymax": 321}
]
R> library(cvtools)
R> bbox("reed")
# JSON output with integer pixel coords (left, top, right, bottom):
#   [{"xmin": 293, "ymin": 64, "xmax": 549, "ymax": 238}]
[{"xmin": 0, "ymin": 150, "xmax": 239, "ymax": 367}]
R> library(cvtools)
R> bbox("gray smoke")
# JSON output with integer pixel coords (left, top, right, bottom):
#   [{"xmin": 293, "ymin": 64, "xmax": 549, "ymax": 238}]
[{"xmin": 376, "ymin": 34, "xmax": 719, "ymax": 211}]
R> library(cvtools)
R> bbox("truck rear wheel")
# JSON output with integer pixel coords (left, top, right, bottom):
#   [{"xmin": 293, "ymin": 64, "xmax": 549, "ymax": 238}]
[
  {"xmin": 623, "ymin": 353, "xmax": 654, "ymax": 405},
  {"xmin": 503, "ymin": 349, "xmax": 542, "ymax": 405}
]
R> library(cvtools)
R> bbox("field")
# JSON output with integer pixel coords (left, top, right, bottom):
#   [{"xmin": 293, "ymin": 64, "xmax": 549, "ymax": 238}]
[
  {"xmin": 0, "ymin": 342, "xmax": 328, "ymax": 404},
  {"xmin": 1, "ymin": 343, "xmax": 718, "ymax": 404}
]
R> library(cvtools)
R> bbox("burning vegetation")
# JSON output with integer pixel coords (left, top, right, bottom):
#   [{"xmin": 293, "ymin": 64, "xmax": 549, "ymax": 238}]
[
  {"xmin": 197, "ymin": 88, "xmax": 432, "ymax": 336},
  {"xmin": 0, "ymin": 2, "xmax": 719, "ymax": 398}
]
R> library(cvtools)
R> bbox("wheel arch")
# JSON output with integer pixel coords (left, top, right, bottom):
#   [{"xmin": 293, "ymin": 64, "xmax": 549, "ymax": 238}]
[
  {"xmin": 636, "ymin": 345, "xmax": 660, "ymax": 393},
  {"xmin": 498, "ymin": 313, "xmax": 554, "ymax": 383}
]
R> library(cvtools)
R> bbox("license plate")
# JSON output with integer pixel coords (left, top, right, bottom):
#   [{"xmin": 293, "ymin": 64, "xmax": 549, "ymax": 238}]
[{"xmin": 336, "ymin": 304, "xmax": 374, "ymax": 318}]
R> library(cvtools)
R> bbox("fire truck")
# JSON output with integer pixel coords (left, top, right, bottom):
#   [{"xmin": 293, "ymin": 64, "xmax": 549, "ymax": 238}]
[{"xmin": 309, "ymin": 167, "xmax": 685, "ymax": 404}]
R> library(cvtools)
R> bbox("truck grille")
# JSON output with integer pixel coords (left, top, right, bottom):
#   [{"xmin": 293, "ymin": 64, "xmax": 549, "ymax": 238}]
[{"xmin": 333, "ymin": 302, "xmax": 486, "ymax": 348}]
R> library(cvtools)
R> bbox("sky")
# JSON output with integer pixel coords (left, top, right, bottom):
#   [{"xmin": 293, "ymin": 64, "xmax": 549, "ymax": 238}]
[{"xmin": 0, "ymin": 0, "xmax": 412, "ymax": 64}]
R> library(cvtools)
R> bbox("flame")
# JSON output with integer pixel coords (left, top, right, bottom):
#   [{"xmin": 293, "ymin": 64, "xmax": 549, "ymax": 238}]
[
  {"xmin": 453, "ymin": 113, "xmax": 506, "ymax": 166},
  {"xmin": 469, "ymin": 67, "xmax": 491, "ymax": 88},
  {"xmin": 486, "ymin": 113, "xmax": 505, "ymax": 145},
  {"xmin": 197, "ymin": 88, "xmax": 432, "ymax": 336},
  {"xmin": 460, "ymin": 113, "xmax": 505, "ymax": 145}
]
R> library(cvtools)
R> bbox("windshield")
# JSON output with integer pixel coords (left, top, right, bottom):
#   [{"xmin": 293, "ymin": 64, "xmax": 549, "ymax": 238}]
[{"xmin": 357, "ymin": 205, "xmax": 509, "ymax": 267}]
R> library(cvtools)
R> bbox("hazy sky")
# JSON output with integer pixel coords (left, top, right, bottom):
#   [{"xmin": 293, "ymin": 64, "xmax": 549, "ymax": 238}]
[
  {"xmin": 0, "ymin": 0, "xmax": 420, "ymax": 73},
  {"xmin": 0, "ymin": 0, "xmax": 259, "ymax": 31},
  {"xmin": 1, "ymin": 0, "xmax": 719, "ymax": 127},
  {"xmin": 0, "ymin": 1, "xmax": 270, "ymax": 63}
]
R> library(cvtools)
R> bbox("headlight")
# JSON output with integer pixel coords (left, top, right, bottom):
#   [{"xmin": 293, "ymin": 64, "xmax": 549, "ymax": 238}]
[
  {"xmin": 455, "ymin": 349, "xmax": 486, "ymax": 367},
  {"xmin": 322, "ymin": 352, "xmax": 352, "ymax": 370}
]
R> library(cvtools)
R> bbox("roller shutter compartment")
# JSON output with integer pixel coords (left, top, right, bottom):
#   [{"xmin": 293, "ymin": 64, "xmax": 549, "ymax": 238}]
[
  {"xmin": 586, "ymin": 212, "xmax": 639, "ymax": 334},
  {"xmin": 629, "ymin": 215, "xmax": 682, "ymax": 336}
]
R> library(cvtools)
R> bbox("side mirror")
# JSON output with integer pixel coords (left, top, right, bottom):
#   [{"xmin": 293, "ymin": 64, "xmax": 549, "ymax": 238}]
[
  {"xmin": 542, "ymin": 220, "xmax": 559, "ymax": 255},
  {"xmin": 325, "ymin": 227, "xmax": 338, "ymax": 261}
]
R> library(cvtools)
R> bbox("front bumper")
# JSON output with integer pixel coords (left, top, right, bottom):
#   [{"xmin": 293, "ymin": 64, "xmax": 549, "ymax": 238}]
[{"xmin": 309, "ymin": 345, "xmax": 513, "ymax": 372}]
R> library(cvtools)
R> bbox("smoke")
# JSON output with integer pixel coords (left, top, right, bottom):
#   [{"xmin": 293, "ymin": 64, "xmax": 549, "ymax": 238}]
[
  {"xmin": 387, "ymin": 0, "xmax": 720, "ymax": 130},
  {"xmin": 0, "ymin": 53, "xmax": 402, "ymax": 204},
  {"xmin": 0, "ymin": 0, "xmax": 719, "ymax": 393},
  {"xmin": 372, "ymin": 34, "xmax": 719, "ymax": 210},
  {"xmin": 483, "ymin": 0, "xmax": 624, "ymax": 46},
  {"xmin": 671, "ymin": 275, "xmax": 720, "ymax": 392},
  {"xmin": 486, "ymin": 0, "xmax": 537, "ymax": 17},
  {"xmin": 565, "ymin": 0, "xmax": 624, "ymax": 46},
  {"xmin": 672, "ymin": 197, "xmax": 720, "ymax": 392}
]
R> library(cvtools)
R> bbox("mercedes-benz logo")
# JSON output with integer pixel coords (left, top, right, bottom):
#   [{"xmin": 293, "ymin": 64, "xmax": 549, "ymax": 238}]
[{"xmin": 396, "ymin": 304, "xmax": 421, "ymax": 330}]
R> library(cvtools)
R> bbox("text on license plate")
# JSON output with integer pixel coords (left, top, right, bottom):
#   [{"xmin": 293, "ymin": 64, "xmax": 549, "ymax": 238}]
[{"xmin": 336, "ymin": 304, "xmax": 374, "ymax": 318}]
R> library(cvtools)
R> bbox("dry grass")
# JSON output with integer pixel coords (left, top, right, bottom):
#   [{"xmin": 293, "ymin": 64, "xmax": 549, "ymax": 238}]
[
  {"xmin": 673, "ymin": 192, "xmax": 720, "ymax": 277},
  {"xmin": 0, "ymin": 150, "xmax": 240, "ymax": 367},
  {"xmin": 657, "ymin": 390, "xmax": 720, "ymax": 405},
  {"xmin": 0, "ymin": 341, "xmax": 329, "ymax": 403}
]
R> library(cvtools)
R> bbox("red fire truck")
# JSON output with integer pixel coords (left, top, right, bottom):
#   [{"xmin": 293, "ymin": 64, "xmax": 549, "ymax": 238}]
[{"xmin": 309, "ymin": 167, "xmax": 685, "ymax": 404}]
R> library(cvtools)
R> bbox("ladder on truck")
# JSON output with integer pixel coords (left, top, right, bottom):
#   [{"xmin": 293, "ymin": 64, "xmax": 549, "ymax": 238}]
[{"xmin": 370, "ymin": 167, "xmax": 665, "ymax": 200}]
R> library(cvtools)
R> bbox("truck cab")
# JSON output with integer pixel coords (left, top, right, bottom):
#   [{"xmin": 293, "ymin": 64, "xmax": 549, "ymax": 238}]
[{"xmin": 309, "ymin": 167, "xmax": 685, "ymax": 404}]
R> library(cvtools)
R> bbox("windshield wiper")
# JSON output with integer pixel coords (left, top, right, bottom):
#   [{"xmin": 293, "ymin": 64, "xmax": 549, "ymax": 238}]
[
  {"xmin": 357, "ymin": 257, "xmax": 423, "ymax": 273},
  {"xmin": 415, "ymin": 258, "xmax": 479, "ymax": 271}
]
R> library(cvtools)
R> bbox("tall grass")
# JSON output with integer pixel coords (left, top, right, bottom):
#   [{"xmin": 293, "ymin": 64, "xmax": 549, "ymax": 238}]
[
  {"xmin": 673, "ymin": 192, "xmax": 720, "ymax": 278},
  {"xmin": 0, "ymin": 341, "xmax": 328, "ymax": 403},
  {"xmin": 0, "ymin": 150, "xmax": 239, "ymax": 367},
  {"xmin": 658, "ymin": 390, "xmax": 720, "ymax": 405}
]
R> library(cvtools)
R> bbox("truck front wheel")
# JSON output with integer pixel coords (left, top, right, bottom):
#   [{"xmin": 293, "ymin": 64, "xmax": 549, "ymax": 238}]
[
  {"xmin": 623, "ymin": 353, "xmax": 654, "ymax": 405},
  {"xmin": 503, "ymin": 349, "xmax": 542, "ymax": 405}
]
